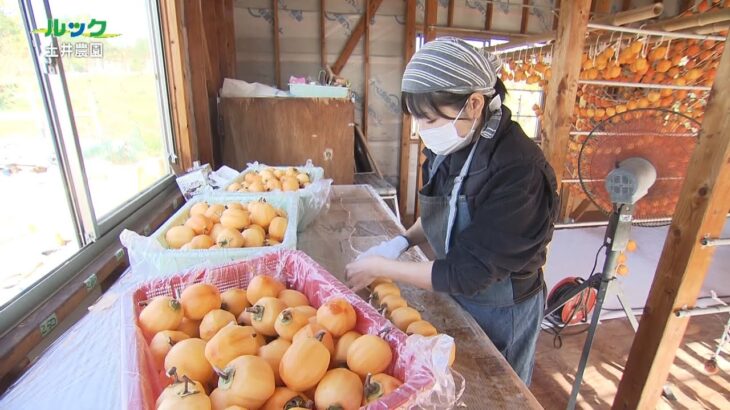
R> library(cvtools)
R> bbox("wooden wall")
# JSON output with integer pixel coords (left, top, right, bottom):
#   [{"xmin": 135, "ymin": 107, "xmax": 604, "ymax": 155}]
[{"xmin": 160, "ymin": 0, "xmax": 236, "ymax": 172}]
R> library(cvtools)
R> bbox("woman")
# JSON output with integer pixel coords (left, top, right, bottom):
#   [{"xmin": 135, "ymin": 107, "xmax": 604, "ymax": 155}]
[{"xmin": 345, "ymin": 37, "xmax": 559, "ymax": 384}]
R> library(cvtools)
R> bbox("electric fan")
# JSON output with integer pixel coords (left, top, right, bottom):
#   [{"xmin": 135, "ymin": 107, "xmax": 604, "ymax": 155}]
[{"xmin": 546, "ymin": 108, "xmax": 700, "ymax": 410}]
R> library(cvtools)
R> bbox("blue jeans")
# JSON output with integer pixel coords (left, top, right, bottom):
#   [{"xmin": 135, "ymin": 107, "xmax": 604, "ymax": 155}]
[{"xmin": 454, "ymin": 289, "xmax": 544, "ymax": 385}]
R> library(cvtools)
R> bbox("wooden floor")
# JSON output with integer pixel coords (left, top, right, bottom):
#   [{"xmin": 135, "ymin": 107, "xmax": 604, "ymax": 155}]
[{"xmin": 530, "ymin": 314, "xmax": 730, "ymax": 409}]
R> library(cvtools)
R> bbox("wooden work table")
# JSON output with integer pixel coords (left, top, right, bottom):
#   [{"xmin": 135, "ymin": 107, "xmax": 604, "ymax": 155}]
[
  {"xmin": 0, "ymin": 185, "xmax": 541, "ymax": 409},
  {"xmin": 300, "ymin": 185, "xmax": 542, "ymax": 409}
]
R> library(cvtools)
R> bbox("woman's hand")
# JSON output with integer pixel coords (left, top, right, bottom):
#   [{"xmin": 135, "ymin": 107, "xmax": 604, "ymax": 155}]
[
  {"xmin": 345, "ymin": 256, "xmax": 387, "ymax": 292},
  {"xmin": 345, "ymin": 257, "xmax": 435, "ymax": 293}
]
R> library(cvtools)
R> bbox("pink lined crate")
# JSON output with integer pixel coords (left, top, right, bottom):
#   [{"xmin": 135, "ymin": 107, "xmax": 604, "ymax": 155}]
[{"xmin": 122, "ymin": 250, "xmax": 436, "ymax": 409}]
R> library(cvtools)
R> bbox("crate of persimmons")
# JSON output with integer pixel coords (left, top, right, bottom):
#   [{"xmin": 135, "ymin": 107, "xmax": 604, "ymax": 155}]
[
  {"xmin": 120, "ymin": 193, "xmax": 299, "ymax": 277},
  {"xmin": 123, "ymin": 250, "xmax": 458, "ymax": 409}
]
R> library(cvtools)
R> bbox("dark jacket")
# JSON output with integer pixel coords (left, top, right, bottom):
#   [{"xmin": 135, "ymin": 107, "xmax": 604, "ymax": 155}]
[{"xmin": 424, "ymin": 106, "xmax": 559, "ymax": 303}]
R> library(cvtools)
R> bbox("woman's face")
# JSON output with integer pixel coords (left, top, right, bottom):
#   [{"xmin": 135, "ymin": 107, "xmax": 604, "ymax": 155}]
[{"xmin": 417, "ymin": 93, "xmax": 485, "ymax": 138}]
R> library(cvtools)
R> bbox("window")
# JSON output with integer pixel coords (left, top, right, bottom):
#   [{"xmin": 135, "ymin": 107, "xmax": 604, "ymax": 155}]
[
  {"xmin": 0, "ymin": 0, "xmax": 173, "ymax": 312},
  {"xmin": 49, "ymin": 0, "xmax": 172, "ymax": 218},
  {"xmin": 0, "ymin": 0, "xmax": 80, "ymax": 306},
  {"xmin": 502, "ymin": 81, "xmax": 543, "ymax": 141}
]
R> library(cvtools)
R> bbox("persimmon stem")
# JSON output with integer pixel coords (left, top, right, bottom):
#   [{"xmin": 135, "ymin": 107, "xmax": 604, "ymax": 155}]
[{"xmin": 166, "ymin": 367, "xmax": 181, "ymax": 384}]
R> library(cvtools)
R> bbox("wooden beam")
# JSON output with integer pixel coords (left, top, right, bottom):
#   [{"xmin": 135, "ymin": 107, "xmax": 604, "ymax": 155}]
[
  {"xmin": 485, "ymin": 1, "xmax": 493, "ymax": 31},
  {"xmin": 415, "ymin": 0, "xmax": 438, "ymax": 218},
  {"xmin": 426, "ymin": 26, "xmax": 527, "ymax": 41},
  {"xmin": 447, "ymin": 0, "xmax": 455, "ymax": 27},
  {"xmin": 220, "ymin": 0, "xmax": 236, "ymax": 79},
  {"xmin": 195, "ymin": 0, "xmax": 219, "ymax": 166},
  {"xmin": 424, "ymin": 0, "xmax": 438, "ymax": 42},
  {"xmin": 160, "ymin": 0, "xmax": 196, "ymax": 172},
  {"xmin": 331, "ymin": 0, "xmax": 384, "ymax": 75},
  {"xmin": 558, "ymin": 184, "xmax": 575, "ymax": 222},
  {"xmin": 541, "ymin": 0, "xmax": 590, "ymax": 188},
  {"xmin": 593, "ymin": 0, "xmax": 613, "ymax": 15},
  {"xmin": 272, "ymin": 0, "xmax": 281, "ymax": 89},
  {"xmin": 184, "ymin": 0, "xmax": 213, "ymax": 167},
  {"xmin": 553, "ymin": 0, "xmax": 560, "ymax": 31},
  {"xmin": 363, "ymin": 0, "xmax": 370, "ymax": 138},
  {"xmin": 613, "ymin": 31, "xmax": 730, "ymax": 410},
  {"xmin": 204, "ymin": 0, "xmax": 236, "ymax": 167},
  {"xmin": 399, "ymin": 0, "xmax": 416, "ymax": 220},
  {"xmin": 520, "ymin": 0, "xmax": 530, "ymax": 34},
  {"xmin": 569, "ymin": 198, "xmax": 593, "ymax": 221},
  {"xmin": 621, "ymin": 0, "xmax": 631, "ymax": 12},
  {"xmin": 320, "ymin": 0, "xmax": 326, "ymax": 68}
]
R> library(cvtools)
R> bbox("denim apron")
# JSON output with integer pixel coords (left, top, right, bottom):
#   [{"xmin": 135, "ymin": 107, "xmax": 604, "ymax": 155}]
[{"xmin": 418, "ymin": 118, "xmax": 544, "ymax": 384}]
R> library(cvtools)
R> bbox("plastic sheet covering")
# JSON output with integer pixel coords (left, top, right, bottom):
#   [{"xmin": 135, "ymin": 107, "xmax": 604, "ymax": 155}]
[
  {"xmin": 120, "ymin": 192, "xmax": 298, "ymax": 277},
  {"xmin": 221, "ymin": 161, "xmax": 332, "ymax": 231},
  {"xmin": 123, "ymin": 250, "xmax": 460, "ymax": 409},
  {"xmin": 220, "ymin": 77, "xmax": 287, "ymax": 98}
]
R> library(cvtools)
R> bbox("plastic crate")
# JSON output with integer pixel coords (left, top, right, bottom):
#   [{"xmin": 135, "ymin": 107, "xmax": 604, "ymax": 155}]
[
  {"xmin": 121, "ymin": 193, "xmax": 298, "ymax": 277},
  {"xmin": 221, "ymin": 162, "xmax": 331, "ymax": 231},
  {"xmin": 289, "ymin": 83, "xmax": 350, "ymax": 98},
  {"xmin": 122, "ymin": 250, "xmax": 439, "ymax": 410}
]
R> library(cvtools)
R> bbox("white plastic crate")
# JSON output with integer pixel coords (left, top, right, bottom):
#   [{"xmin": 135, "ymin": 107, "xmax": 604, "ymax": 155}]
[
  {"xmin": 120, "ymin": 193, "xmax": 298, "ymax": 276},
  {"xmin": 221, "ymin": 161, "xmax": 331, "ymax": 231}
]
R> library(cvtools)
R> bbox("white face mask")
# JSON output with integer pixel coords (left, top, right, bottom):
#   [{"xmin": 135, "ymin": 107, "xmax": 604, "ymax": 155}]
[{"xmin": 418, "ymin": 102, "xmax": 479, "ymax": 156}]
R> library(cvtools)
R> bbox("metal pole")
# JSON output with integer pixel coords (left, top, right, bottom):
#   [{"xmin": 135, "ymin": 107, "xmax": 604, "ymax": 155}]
[
  {"xmin": 587, "ymin": 23, "xmax": 727, "ymax": 42},
  {"xmin": 567, "ymin": 204, "xmax": 633, "ymax": 410},
  {"xmin": 700, "ymin": 237, "xmax": 730, "ymax": 247},
  {"xmin": 578, "ymin": 79, "xmax": 711, "ymax": 91},
  {"xmin": 569, "ymin": 131, "xmax": 698, "ymax": 136},
  {"xmin": 675, "ymin": 304, "xmax": 730, "ymax": 318}
]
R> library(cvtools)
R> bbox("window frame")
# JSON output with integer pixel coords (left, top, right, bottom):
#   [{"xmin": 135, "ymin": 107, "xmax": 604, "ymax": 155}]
[{"xmin": 0, "ymin": 0, "xmax": 178, "ymax": 334}]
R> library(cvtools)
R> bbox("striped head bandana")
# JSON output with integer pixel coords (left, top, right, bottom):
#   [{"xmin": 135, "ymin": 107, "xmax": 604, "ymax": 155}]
[{"xmin": 402, "ymin": 37, "xmax": 504, "ymax": 138}]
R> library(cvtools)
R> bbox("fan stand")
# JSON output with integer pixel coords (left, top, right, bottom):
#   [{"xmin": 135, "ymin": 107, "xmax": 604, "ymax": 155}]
[
  {"xmin": 554, "ymin": 109, "xmax": 698, "ymax": 408},
  {"xmin": 543, "ymin": 203, "xmax": 641, "ymax": 410}
]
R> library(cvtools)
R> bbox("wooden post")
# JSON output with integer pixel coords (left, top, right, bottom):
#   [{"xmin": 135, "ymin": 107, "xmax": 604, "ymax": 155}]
[
  {"xmin": 613, "ymin": 31, "xmax": 730, "ymax": 410},
  {"xmin": 160, "ymin": 0, "xmax": 196, "ymax": 172},
  {"xmin": 363, "ymin": 0, "xmax": 370, "ymax": 138},
  {"xmin": 593, "ymin": 0, "xmax": 613, "ymax": 16},
  {"xmin": 485, "ymin": 1, "xmax": 493, "ymax": 31},
  {"xmin": 414, "ymin": 0, "xmax": 438, "ymax": 218},
  {"xmin": 184, "ymin": 0, "xmax": 214, "ymax": 167},
  {"xmin": 424, "ymin": 0, "xmax": 437, "ymax": 42},
  {"xmin": 272, "ymin": 0, "xmax": 281, "ymax": 89},
  {"xmin": 219, "ymin": 0, "xmax": 236, "ymax": 78},
  {"xmin": 541, "ymin": 0, "xmax": 590, "ymax": 188},
  {"xmin": 331, "ymin": 0, "xmax": 384, "ymax": 75},
  {"xmin": 320, "ymin": 0, "xmax": 326, "ymax": 69},
  {"xmin": 399, "ymin": 0, "xmax": 416, "ymax": 221},
  {"xmin": 447, "ymin": 0, "xmax": 454, "ymax": 27},
  {"xmin": 520, "ymin": 0, "xmax": 530, "ymax": 34},
  {"xmin": 205, "ymin": 0, "xmax": 236, "ymax": 166}
]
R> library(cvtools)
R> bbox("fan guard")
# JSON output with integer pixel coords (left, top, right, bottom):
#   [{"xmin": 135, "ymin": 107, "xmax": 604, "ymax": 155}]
[{"xmin": 577, "ymin": 108, "xmax": 700, "ymax": 227}]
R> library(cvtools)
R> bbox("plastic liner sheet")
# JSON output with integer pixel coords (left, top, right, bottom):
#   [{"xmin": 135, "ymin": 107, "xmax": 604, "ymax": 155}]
[{"xmin": 123, "ymin": 250, "xmax": 461, "ymax": 409}]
